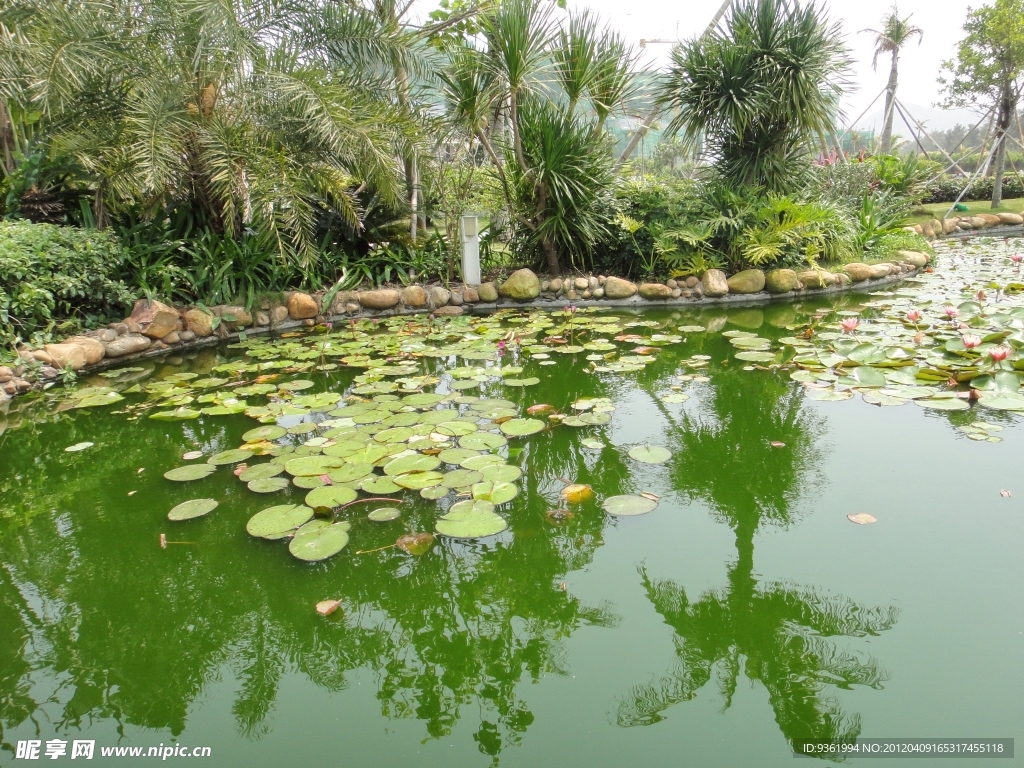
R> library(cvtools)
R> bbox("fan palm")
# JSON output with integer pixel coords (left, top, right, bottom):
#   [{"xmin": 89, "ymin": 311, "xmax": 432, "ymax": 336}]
[
  {"xmin": 659, "ymin": 0, "xmax": 851, "ymax": 193},
  {"xmin": 862, "ymin": 8, "xmax": 923, "ymax": 154},
  {"xmin": 0, "ymin": 0, "xmax": 419, "ymax": 269}
]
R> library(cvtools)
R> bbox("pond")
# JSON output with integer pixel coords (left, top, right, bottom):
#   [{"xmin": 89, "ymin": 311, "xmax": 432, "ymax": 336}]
[{"xmin": 2, "ymin": 239, "xmax": 1023, "ymax": 766}]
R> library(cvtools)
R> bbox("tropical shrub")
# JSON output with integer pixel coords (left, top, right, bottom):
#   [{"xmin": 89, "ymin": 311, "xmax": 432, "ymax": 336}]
[{"xmin": 0, "ymin": 220, "xmax": 133, "ymax": 347}]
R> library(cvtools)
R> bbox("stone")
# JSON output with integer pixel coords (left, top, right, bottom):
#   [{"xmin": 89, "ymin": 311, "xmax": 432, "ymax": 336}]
[
  {"xmin": 836, "ymin": 273, "xmax": 851, "ymax": 286},
  {"xmin": 214, "ymin": 305, "xmax": 252, "ymax": 328},
  {"xmin": 129, "ymin": 298, "xmax": 178, "ymax": 339},
  {"xmin": 433, "ymin": 305, "xmax": 463, "ymax": 316},
  {"xmin": 255, "ymin": 310, "xmax": 270, "ymax": 326},
  {"xmin": 843, "ymin": 263, "xmax": 874, "ymax": 282},
  {"xmin": 42, "ymin": 343, "xmax": 89, "ymax": 370},
  {"xmin": 588, "ymin": 276, "xmax": 599, "ymax": 291},
  {"xmin": 178, "ymin": 330, "xmax": 195, "ymax": 343},
  {"xmin": 998, "ymin": 212, "xmax": 1024, "ymax": 225},
  {"xmin": 684, "ymin": 276, "xmax": 699, "ymax": 288},
  {"xmin": 103, "ymin": 333, "xmax": 152, "ymax": 358},
  {"xmin": 66, "ymin": 337, "xmax": 106, "ymax": 365},
  {"xmin": 798, "ymin": 270, "xmax": 836, "ymax": 288},
  {"xmin": 582, "ymin": 289, "xmax": 592, "ymax": 299},
  {"xmin": 671, "ymin": 288, "xmax": 682, "ymax": 298},
  {"xmin": 869, "ymin": 263, "xmax": 891, "ymax": 279},
  {"xmin": 599, "ymin": 275, "xmax": 607, "ymax": 285},
  {"xmin": 400, "ymin": 285, "xmax": 428, "ymax": 307},
  {"xmin": 162, "ymin": 331, "xmax": 180, "ymax": 345},
  {"xmin": 344, "ymin": 302, "xmax": 360, "ymax": 314},
  {"xmin": 573, "ymin": 277, "xmax": 588, "ymax": 291},
  {"xmin": 548, "ymin": 278, "xmax": 563, "ymax": 293},
  {"xmin": 566, "ymin": 288, "xmax": 577, "ymax": 301},
  {"xmin": 700, "ymin": 269, "xmax": 729, "ymax": 297},
  {"xmin": 593, "ymin": 287, "xmax": 605, "ymax": 299},
  {"xmin": 979, "ymin": 213, "xmax": 1001, "ymax": 226},
  {"xmin": 97, "ymin": 328, "xmax": 118, "ymax": 343},
  {"xmin": 639, "ymin": 283, "xmax": 672, "ymax": 300},
  {"xmin": 912, "ymin": 224, "xmax": 923, "ymax": 234},
  {"xmin": 930, "ymin": 219, "xmax": 943, "ymax": 236},
  {"xmin": 726, "ymin": 269, "xmax": 766, "ymax": 294},
  {"xmin": 462, "ymin": 287, "xmax": 479, "ymax": 303},
  {"xmin": 764, "ymin": 268, "xmax": 799, "ymax": 293},
  {"xmin": 184, "ymin": 309, "xmax": 215, "ymax": 337},
  {"xmin": 681, "ymin": 289, "xmax": 692, "ymax": 298},
  {"xmin": 359, "ymin": 289, "xmax": 401, "ymax": 310},
  {"xmin": 499, "ymin": 269, "xmax": 540, "ymax": 300},
  {"xmin": 478, "ymin": 282, "xmax": 499, "ymax": 302},
  {"xmin": 287, "ymin": 292, "xmax": 319, "ymax": 320},
  {"xmin": 428, "ymin": 286, "xmax": 450, "ymax": 308},
  {"xmin": 897, "ymin": 250, "xmax": 929, "ymax": 268},
  {"xmin": 541, "ymin": 280, "xmax": 550, "ymax": 292},
  {"xmin": 942, "ymin": 218, "xmax": 959, "ymax": 234},
  {"xmin": 666, "ymin": 279, "xmax": 678, "ymax": 289},
  {"xmin": 449, "ymin": 292, "xmax": 464, "ymax": 306},
  {"xmin": 111, "ymin": 322, "xmax": 128, "ymax": 336},
  {"xmin": 271, "ymin": 306, "xmax": 288, "ymax": 324},
  {"xmin": 603, "ymin": 276, "xmax": 638, "ymax": 299},
  {"xmin": 970, "ymin": 216, "xmax": 989, "ymax": 228},
  {"xmin": 0, "ymin": 366, "xmax": 12, "ymax": 384}
]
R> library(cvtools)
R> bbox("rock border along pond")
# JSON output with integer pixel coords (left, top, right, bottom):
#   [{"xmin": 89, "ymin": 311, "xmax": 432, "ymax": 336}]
[{"xmin": 0, "ymin": 252, "xmax": 932, "ymax": 401}]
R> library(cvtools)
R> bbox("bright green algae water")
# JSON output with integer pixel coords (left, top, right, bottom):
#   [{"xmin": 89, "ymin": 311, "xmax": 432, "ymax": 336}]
[{"xmin": 2, "ymin": 240, "xmax": 1024, "ymax": 766}]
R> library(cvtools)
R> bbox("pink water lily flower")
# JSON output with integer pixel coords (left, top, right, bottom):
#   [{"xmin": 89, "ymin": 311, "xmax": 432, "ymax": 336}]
[
  {"xmin": 989, "ymin": 346, "xmax": 1011, "ymax": 362},
  {"xmin": 906, "ymin": 309, "xmax": 922, "ymax": 322},
  {"xmin": 962, "ymin": 334, "xmax": 982, "ymax": 349},
  {"xmin": 840, "ymin": 318, "xmax": 860, "ymax": 333},
  {"xmin": 943, "ymin": 306, "xmax": 959, "ymax": 319},
  {"xmin": 1012, "ymin": 254, "xmax": 1022, "ymax": 265}
]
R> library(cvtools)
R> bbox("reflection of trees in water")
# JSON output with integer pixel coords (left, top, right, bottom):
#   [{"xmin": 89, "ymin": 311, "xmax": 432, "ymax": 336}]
[
  {"xmin": 0, "ymin": 390, "xmax": 620, "ymax": 761},
  {"xmin": 617, "ymin": 358, "xmax": 899, "ymax": 756}
]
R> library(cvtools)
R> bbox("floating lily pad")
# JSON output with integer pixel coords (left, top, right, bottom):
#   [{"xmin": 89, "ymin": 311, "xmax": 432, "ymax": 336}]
[
  {"xmin": 439, "ymin": 447, "xmax": 481, "ymax": 464},
  {"xmin": 246, "ymin": 504, "xmax": 314, "ymax": 538},
  {"xmin": 368, "ymin": 507, "xmax": 401, "ymax": 522},
  {"xmin": 435, "ymin": 500, "xmax": 507, "ymax": 539},
  {"xmin": 239, "ymin": 463, "xmax": 285, "ymax": 482},
  {"xmin": 248, "ymin": 477, "xmax": 291, "ymax": 493},
  {"xmin": 289, "ymin": 523, "xmax": 350, "ymax": 561},
  {"xmin": 285, "ymin": 456, "xmax": 345, "ymax": 476},
  {"xmin": 242, "ymin": 425, "xmax": 287, "ymax": 441},
  {"xmin": 602, "ymin": 495, "xmax": 658, "ymax": 517},
  {"xmin": 916, "ymin": 397, "xmax": 970, "ymax": 411},
  {"xmin": 327, "ymin": 463, "xmax": 374, "ymax": 484},
  {"xmin": 461, "ymin": 453, "xmax": 506, "ymax": 470},
  {"xmin": 847, "ymin": 513, "xmax": 877, "ymax": 525},
  {"xmin": 383, "ymin": 454, "xmax": 441, "ymax": 476},
  {"xmin": 360, "ymin": 475, "xmax": 402, "ymax": 494},
  {"xmin": 167, "ymin": 498, "xmax": 218, "ymax": 520},
  {"xmin": 459, "ymin": 432, "xmax": 507, "ymax": 450},
  {"xmin": 479, "ymin": 464, "xmax": 522, "ymax": 483},
  {"xmin": 207, "ymin": 449, "xmax": 253, "ymax": 466},
  {"xmin": 305, "ymin": 485, "xmax": 358, "ymax": 508},
  {"xmin": 628, "ymin": 445, "xmax": 672, "ymax": 464},
  {"xmin": 499, "ymin": 418, "xmax": 545, "ymax": 437},
  {"xmin": 581, "ymin": 438, "xmax": 604, "ymax": 450},
  {"xmin": 471, "ymin": 480, "xmax": 519, "ymax": 504},
  {"xmin": 150, "ymin": 407, "xmax": 201, "ymax": 420},
  {"xmin": 164, "ymin": 464, "xmax": 217, "ymax": 482},
  {"xmin": 442, "ymin": 468, "xmax": 484, "ymax": 487},
  {"xmin": 420, "ymin": 486, "xmax": 450, "ymax": 500},
  {"xmin": 394, "ymin": 470, "xmax": 444, "ymax": 489}
]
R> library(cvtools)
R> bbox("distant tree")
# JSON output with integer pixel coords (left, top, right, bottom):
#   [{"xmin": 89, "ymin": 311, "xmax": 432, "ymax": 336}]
[
  {"xmin": 939, "ymin": 0, "xmax": 1024, "ymax": 207},
  {"xmin": 861, "ymin": 8, "xmax": 923, "ymax": 155}
]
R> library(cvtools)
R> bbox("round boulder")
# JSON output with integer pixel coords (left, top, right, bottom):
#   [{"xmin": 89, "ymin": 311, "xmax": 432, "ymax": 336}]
[
  {"xmin": 287, "ymin": 292, "xmax": 319, "ymax": 320},
  {"xmin": 843, "ymin": 263, "xmax": 873, "ymax": 282},
  {"xmin": 603, "ymin": 277, "xmax": 637, "ymax": 299},
  {"xmin": 896, "ymin": 250, "xmax": 929, "ymax": 268},
  {"xmin": 184, "ymin": 309, "xmax": 215, "ymax": 337},
  {"xmin": 401, "ymin": 285, "xmax": 428, "ymax": 307},
  {"xmin": 499, "ymin": 269, "xmax": 540, "ymax": 300},
  {"xmin": 726, "ymin": 269, "xmax": 766, "ymax": 294},
  {"xmin": 478, "ymin": 282, "xmax": 499, "ymax": 302},
  {"xmin": 764, "ymin": 269, "xmax": 799, "ymax": 293},
  {"xmin": 358, "ymin": 289, "xmax": 400, "ymax": 310},
  {"xmin": 700, "ymin": 269, "xmax": 729, "ymax": 297},
  {"xmin": 638, "ymin": 283, "xmax": 672, "ymax": 300}
]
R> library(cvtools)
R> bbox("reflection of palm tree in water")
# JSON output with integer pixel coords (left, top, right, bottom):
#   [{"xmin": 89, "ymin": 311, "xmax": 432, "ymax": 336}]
[{"xmin": 618, "ymin": 367, "xmax": 899, "ymax": 754}]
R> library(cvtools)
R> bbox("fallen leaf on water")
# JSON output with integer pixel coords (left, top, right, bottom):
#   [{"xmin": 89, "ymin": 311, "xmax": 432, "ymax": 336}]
[
  {"xmin": 560, "ymin": 483, "xmax": 594, "ymax": 503},
  {"xmin": 233, "ymin": 464, "xmax": 248, "ymax": 476},
  {"xmin": 159, "ymin": 533, "xmax": 167, "ymax": 549},
  {"xmin": 316, "ymin": 599, "xmax": 342, "ymax": 616},
  {"xmin": 639, "ymin": 492, "xmax": 660, "ymax": 501},
  {"xmin": 396, "ymin": 532, "xmax": 434, "ymax": 555},
  {"xmin": 182, "ymin": 450, "xmax": 204, "ymax": 460},
  {"xmin": 137, "ymin": 467, "xmax": 145, "ymax": 474},
  {"xmin": 1000, "ymin": 489, "xmax": 1011, "ymax": 497},
  {"xmin": 847, "ymin": 513, "xmax": 877, "ymax": 525},
  {"xmin": 127, "ymin": 491, "xmax": 137, "ymax": 497},
  {"xmin": 771, "ymin": 441, "xmax": 785, "ymax": 448}
]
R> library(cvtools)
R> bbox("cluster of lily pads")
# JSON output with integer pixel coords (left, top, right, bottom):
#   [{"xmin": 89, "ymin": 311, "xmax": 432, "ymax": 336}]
[{"xmin": 707, "ymin": 240, "xmax": 1024, "ymax": 431}]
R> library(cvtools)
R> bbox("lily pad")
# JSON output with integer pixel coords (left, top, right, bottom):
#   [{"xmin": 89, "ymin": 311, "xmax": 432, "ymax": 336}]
[
  {"xmin": 628, "ymin": 445, "xmax": 672, "ymax": 464},
  {"xmin": 499, "ymin": 418, "xmax": 545, "ymax": 437},
  {"xmin": 459, "ymin": 432, "xmax": 507, "ymax": 450},
  {"xmin": 394, "ymin": 470, "xmax": 444, "ymax": 489},
  {"xmin": 368, "ymin": 507, "xmax": 401, "ymax": 522},
  {"xmin": 360, "ymin": 475, "xmax": 403, "ymax": 494},
  {"xmin": 305, "ymin": 485, "xmax": 358, "ymax": 508},
  {"xmin": 479, "ymin": 464, "xmax": 522, "ymax": 483},
  {"xmin": 239, "ymin": 463, "xmax": 285, "ymax": 482},
  {"xmin": 246, "ymin": 504, "xmax": 314, "ymax": 538},
  {"xmin": 168, "ymin": 498, "xmax": 219, "ymax": 521},
  {"xmin": 248, "ymin": 477, "xmax": 291, "ymax": 493},
  {"xmin": 284, "ymin": 456, "xmax": 345, "ymax": 476},
  {"xmin": 289, "ymin": 523, "xmax": 350, "ymax": 561},
  {"xmin": 435, "ymin": 500, "xmax": 508, "ymax": 539},
  {"xmin": 602, "ymin": 495, "xmax": 659, "ymax": 517},
  {"xmin": 383, "ymin": 454, "xmax": 441, "ymax": 476},
  {"xmin": 471, "ymin": 480, "xmax": 519, "ymax": 504},
  {"xmin": 164, "ymin": 464, "xmax": 217, "ymax": 482},
  {"xmin": 207, "ymin": 449, "xmax": 254, "ymax": 466},
  {"xmin": 847, "ymin": 513, "xmax": 877, "ymax": 525},
  {"xmin": 242, "ymin": 425, "xmax": 287, "ymax": 441}
]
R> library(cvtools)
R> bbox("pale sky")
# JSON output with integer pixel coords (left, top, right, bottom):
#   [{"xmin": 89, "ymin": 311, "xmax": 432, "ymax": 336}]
[{"xmin": 565, "ymin": 0, "xmax": 974, "ymax": 128}]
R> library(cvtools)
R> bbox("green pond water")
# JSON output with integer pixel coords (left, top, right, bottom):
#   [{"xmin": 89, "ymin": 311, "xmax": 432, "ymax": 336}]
[{"xmin": 2, "ymin": 240, "xmax": 1024, "ymax": 766}]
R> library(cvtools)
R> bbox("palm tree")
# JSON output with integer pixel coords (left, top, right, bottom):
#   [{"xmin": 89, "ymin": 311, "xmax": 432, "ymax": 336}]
[
  {"xmin": 862, "ymin": 8, "xmax": 923, "ymax": 155},
  {"xmin": 658, "ymin": 0, "xmax": 851, "ymax": 194}
]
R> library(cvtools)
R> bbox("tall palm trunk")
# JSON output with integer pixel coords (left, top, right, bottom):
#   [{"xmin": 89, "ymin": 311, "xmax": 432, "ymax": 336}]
[{"xmin": 879, "ymin": 51, "xmax": 899, "ymax": 154}]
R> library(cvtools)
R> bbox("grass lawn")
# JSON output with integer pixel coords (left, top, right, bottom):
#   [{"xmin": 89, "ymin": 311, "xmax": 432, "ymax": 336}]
[{"xmin": 904, "ymin": 198, "xmax": 1024, "ymax": 225}]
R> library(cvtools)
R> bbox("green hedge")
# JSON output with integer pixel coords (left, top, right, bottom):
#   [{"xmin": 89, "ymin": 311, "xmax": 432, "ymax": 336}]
[
  {"xmin": 922, "ymin": 174, "xmax": 1024, "ymax": 204},
  {"xmin": 0, "ymin": 220, "xmax": 133, "ymax": 346}
]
